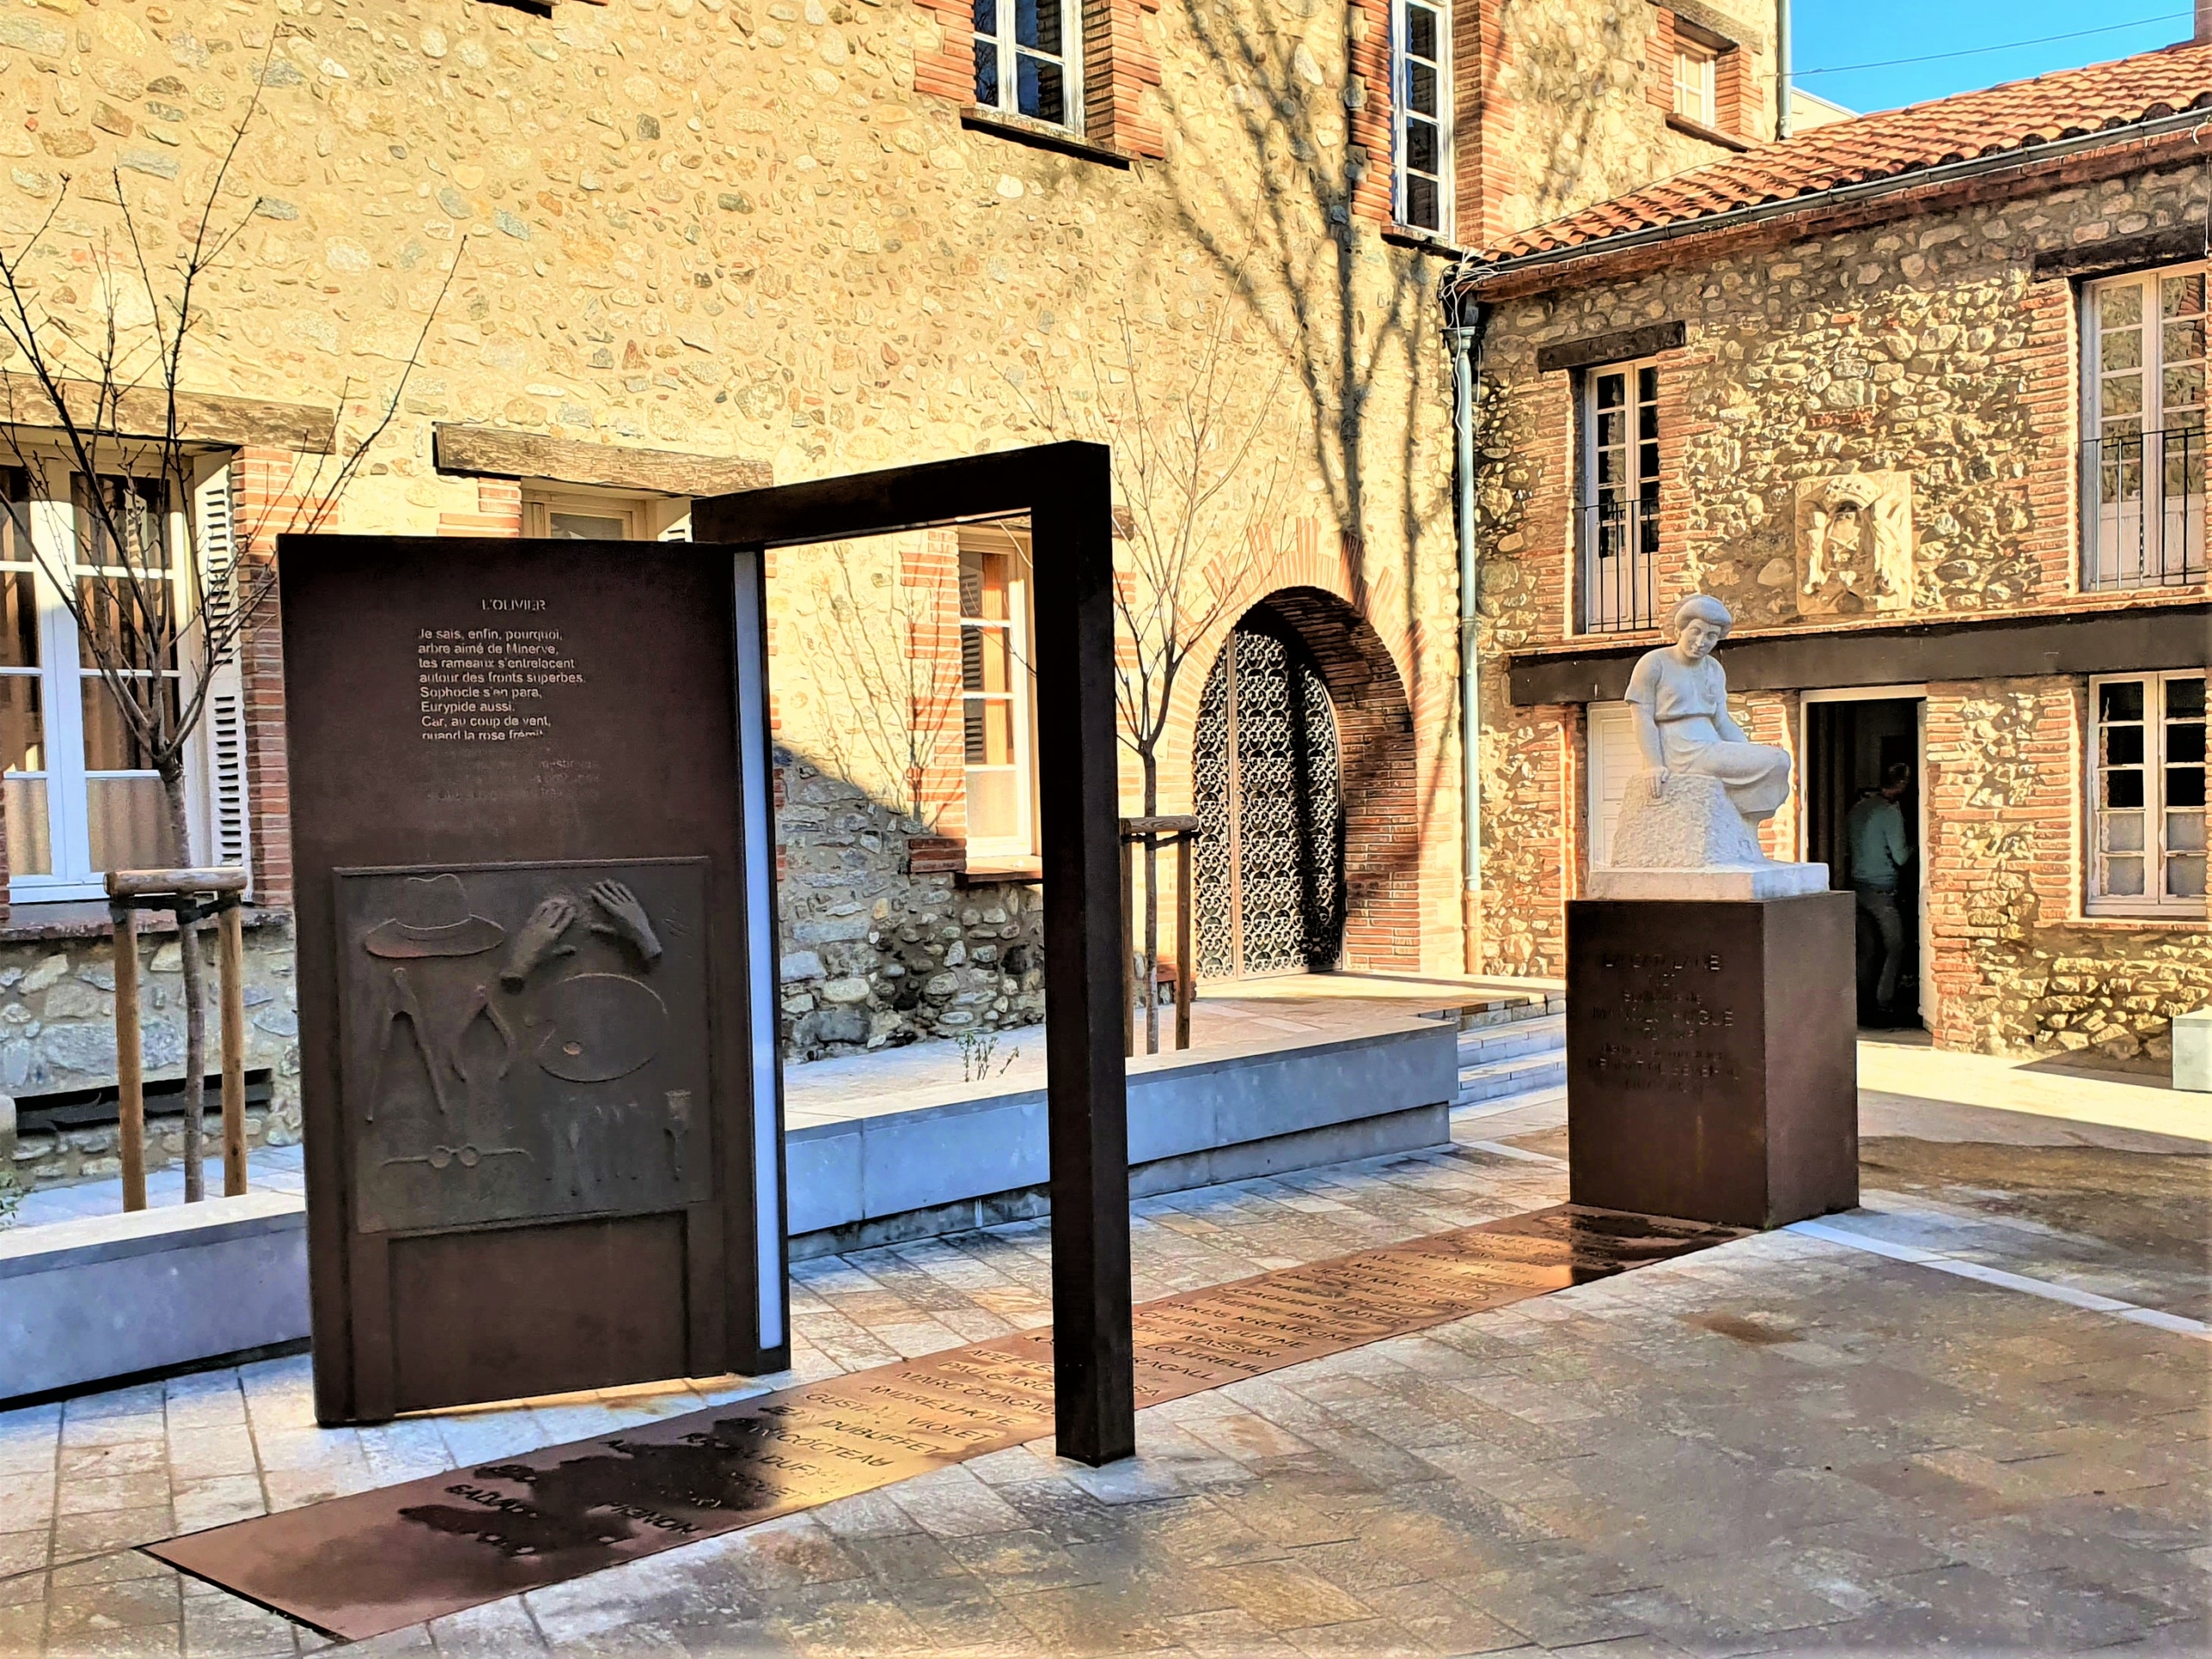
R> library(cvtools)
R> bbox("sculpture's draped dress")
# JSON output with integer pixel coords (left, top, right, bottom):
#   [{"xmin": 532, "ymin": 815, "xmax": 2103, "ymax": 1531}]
[{"xmin": 1624, "ymin": 650, "xmax": 1792, "ymax": 817}]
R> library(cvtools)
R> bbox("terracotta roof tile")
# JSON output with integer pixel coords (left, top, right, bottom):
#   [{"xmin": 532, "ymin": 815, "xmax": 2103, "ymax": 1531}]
[{"xmin": 1472, "ymin": 42, "xmax": 2212, "ymax": 265}]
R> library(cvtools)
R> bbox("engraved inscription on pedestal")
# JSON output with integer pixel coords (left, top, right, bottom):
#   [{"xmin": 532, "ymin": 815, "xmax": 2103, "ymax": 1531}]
[
  {"xmin": 336, "ymin": 859, "xmax": 712, "ymax": 1233},
  {"xmin": 1583, "ymin": 947, "xmax": 1745, "ymax": 1099}
]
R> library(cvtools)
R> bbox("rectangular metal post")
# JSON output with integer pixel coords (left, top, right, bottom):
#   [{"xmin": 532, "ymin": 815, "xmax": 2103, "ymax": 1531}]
[
  {"xmin": 1032, "ymin": 461, "xmax": 1135, "ymax": 1467},
  {"xmin": 219, "ymin": 904, "xmax": 248, "ymax": 1197},
  {"xmin": 1120, "ymin": 835, "xmax": 1135, "ymax": 1060},
  {"xmin": 1175, "ymin": 835, "xmax": 1193, "ymax": 1052},
  {"xmin": 113, "ymin": 907, "xmax": 145, "ymax": 1212}
]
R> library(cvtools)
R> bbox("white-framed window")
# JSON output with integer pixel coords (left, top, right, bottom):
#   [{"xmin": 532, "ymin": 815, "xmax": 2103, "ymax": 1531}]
[
  {"xmin": 957, "ymin": 528, "xmax": 1036, "ymax": 864},
  {"xmin": 971, "ymin": 0, "xmax": 1080, "ymax": 131},
  {"xmin": 1672, "ymin": 40, "xmax": 1717, "ymax": 128},
  {"xmin": 2088, "ymin": 671, "xmax": 2205, "ymax": 916},
  {"xmin": 1393, "ymin": 0, "xmax": 1449, "ymax": 236},
  {"xmin": 1579, "ymin": 359, "xmax": 1661, "ymax": 633},
  {"xmin": 2081, "ymin": 264, "xmax": 2209, "ymax": 590},
  {"xmin": 0, "ymin": 463, "xmax": 223, "ymax": 902},
  {"xmin": 523, "ymin": 489, "xmax": 691, "ymax": 542}
]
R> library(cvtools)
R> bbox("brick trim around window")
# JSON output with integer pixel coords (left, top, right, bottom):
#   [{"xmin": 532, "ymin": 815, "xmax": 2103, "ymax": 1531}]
[
  {"xmin": 915, "ymin": 0, "xmax": 1165, "ymax": 159},
  {"xmin": 1348, "ymin": 0, "xmax": 1395, "ymax": 226},
  {"xmin": 1648, "ymin": 7, "xmax": 1749, "ymax": 143}
]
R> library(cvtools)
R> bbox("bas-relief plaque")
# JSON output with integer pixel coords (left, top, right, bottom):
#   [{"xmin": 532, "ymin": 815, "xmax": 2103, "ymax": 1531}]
[
  {"xmin": 284, "ymin": 534, "xmax": 773, "ymax": 1426},
  {"xmin": 337, "ymin": 860, "xmax": 713, "ymax": 1234},
  {"xmin": 1793, "ymin": 470, "xmax": 1912, "ymax": 617}
]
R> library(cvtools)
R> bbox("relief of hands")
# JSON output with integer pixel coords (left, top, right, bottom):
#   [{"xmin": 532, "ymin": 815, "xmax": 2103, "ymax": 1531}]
[
  {"xmin": 499, "ymin": 894, "xmax": 578, "ymax": 989},
  {"xmin": 1642, "ymin": 768, "xmax": 1670, "ymax": 804},
  {"xmin": 588, "ymin": 879, "xmax": 663, "ymax": 967}
]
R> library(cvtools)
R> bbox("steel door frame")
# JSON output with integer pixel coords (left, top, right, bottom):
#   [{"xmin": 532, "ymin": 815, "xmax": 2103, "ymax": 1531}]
[{"xmin": 697, "ymin": 442, "xmax": 1133, "ymax": 1466}]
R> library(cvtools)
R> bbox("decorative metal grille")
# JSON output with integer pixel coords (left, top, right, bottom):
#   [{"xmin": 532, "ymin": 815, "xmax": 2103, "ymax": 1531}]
[{"xmin": 1192, "ymin": 620, "xmax": 1344, "ymax": 980}]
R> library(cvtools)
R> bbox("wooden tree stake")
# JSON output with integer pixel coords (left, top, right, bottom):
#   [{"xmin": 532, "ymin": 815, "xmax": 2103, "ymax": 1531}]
[
  {"xmin": 112, "ymin": 908, "xmax": 146, "ymax": 1212},
  {"xmin": 219, "ymin": 904, "xmax": 247, "ymax": 1197}
]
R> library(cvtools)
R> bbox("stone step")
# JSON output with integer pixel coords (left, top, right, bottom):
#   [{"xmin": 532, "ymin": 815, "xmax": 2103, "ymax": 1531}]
[
  {"xmin": 1453, "ymin": 1050, "xmax": 1567, "ymax": 1104},
  {"xmin": 1457, "ymin": 1013, "xmax": 1565, "ymax": 1064},
  {"xmin": 1447, "ymin": 991, "xmax": 1565, "ymax": 1031}
]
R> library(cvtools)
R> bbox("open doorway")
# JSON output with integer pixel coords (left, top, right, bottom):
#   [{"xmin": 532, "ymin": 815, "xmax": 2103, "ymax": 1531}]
[{"xmin": 1805, "ymin": 693, "xmax": 1927, "ymax": 1032}]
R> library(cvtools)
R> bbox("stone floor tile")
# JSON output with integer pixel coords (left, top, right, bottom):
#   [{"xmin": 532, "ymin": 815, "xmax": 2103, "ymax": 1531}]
[
  {"xmin": 47, "ymin": 1548, "xmax": 172, "ymax": 1589},
  {"xmin": 937, "ymin": 1525, "xmax": 1103, "ymax": 1591},
  {"xmin": 171, "ymin": 1473, "xmax": 274, "ymax": 1534},
  {"xmin": 1446, "ymin": 1572, "xmax": 1657, "ymax": 1651},
  {"xmin": 423, "ymin": 1592, "xmax": 552, "ymax": 1657},
  {"xmin": 163, "ymin": 1425, "xmax": 260, "ymax": 1483},
  {"xmin": 764, "ymin": 1579, "xmax": 942, "ymax": 1656},
  {"xmin": 49, "ymin": 1503, "xmax": 174, "ymax": 1559},
  {"xmin": 836, "ymin": 1528, "xmax": 971, "ymax": 1586},
  {"xmin": 55, "ymin": 1471, "xmax": 173, "ymax": 1516},
  {"xmin": 1355, "ymin": 1580, "xmax": 1530, "ymax": 1656},
  {"xmin": 880, "ymin": 1465, "xmax": 1029, "ymax": 1538},
  {"xmin": 179, "ymin": 1586, "xmax": 307, "ymax": 1659},
  {"xmin": 48, "ymin": 1575, "xmax": 182, "ymax": 1637},
  {"xmin": 992, "ymin": 1580, "xmax": 1193, "ymax": 1655},
  {"xmin": 1190, "ymin": 1560, "xmax": 1377, "ymax": 1632}
]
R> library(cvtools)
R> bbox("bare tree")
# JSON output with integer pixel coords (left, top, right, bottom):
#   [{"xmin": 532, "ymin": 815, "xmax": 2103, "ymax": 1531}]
[
  {"xmin": 1014, "ymin": 288, "xmax": 1295, "ymax": 1050},
  {"xmin": 792, "ymin": 542, "xmax": 961, "ymax": 828},
  {"xmin": 0, "ymin": 45, "xmax": 456, "ymax": 1201}
]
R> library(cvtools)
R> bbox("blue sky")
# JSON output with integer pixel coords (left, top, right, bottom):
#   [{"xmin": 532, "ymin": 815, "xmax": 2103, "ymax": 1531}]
[{"xmin": 1793, "ymin": 1, "xmax": 2196, "ymax": 114}]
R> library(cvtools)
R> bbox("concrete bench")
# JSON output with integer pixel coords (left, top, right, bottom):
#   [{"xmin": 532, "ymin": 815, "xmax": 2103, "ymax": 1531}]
[
  {"xmin": 786, "ymin": 1014, "xmax": 1458, "ymax": 1256},
  {"xmin": 1, "ymin": 1192, "xmax": 309, "ymax": 1402}
]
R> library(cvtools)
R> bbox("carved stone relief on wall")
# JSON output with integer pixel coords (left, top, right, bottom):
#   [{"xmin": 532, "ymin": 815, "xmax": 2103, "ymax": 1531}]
[{"xmin": 1793, "ymin": 471, "xmax": 1913, "ymax": 616}]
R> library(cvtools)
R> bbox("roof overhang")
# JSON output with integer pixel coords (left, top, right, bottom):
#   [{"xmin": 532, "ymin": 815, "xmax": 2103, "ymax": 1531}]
[{"xmin": 1449, "ymin": 104, "xmax": 2212, "ymax": 303}]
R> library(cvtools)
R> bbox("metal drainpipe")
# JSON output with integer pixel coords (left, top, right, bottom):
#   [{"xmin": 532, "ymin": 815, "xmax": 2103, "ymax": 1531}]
[
  {"xmin": 1446, "ymin": 284, "xmax": 1488, "ymax": 976},
  {"xmin": 1776, "ymin": 0, "xmax": 1794, "ymax": 141}
]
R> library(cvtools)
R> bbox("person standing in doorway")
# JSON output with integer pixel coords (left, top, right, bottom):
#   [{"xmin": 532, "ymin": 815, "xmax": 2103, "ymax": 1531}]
[{"xmin": 1847, "ymin": 761, "xmax": 1914, "ymax": 1023}]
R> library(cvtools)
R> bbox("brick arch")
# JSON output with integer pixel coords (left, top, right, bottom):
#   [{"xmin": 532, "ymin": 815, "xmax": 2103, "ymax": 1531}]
[{"xmin": 1193, "ymin": 585, "xmax": 1420, "ymax": 975}]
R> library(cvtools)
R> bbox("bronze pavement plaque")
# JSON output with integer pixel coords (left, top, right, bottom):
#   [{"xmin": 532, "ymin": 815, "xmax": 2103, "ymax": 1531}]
[{"xmin": 144, "ymin": 1204, "xmax": 1740, "ymax": 1641}]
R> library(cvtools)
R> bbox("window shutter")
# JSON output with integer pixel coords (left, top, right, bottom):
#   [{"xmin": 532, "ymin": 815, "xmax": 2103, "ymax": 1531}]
[
  {"xmin": 195, "ymin": 466, "xmax": 253, "ymax": 883},
  {"xmin": 657, "ymin": 508, "xmax": 693, "ymax": 542}
]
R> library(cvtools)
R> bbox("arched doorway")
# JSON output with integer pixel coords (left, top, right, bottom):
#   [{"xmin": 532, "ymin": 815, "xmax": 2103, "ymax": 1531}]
[{"xmin": 1193, "ymin": 613, "xmax": 1345, "ymax": 978}]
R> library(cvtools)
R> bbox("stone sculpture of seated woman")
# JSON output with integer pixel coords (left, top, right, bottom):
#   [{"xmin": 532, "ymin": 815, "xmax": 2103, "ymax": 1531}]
[{"xmin": 1600, "ymin": 594, "xmax": 1827, "ymax": 896}]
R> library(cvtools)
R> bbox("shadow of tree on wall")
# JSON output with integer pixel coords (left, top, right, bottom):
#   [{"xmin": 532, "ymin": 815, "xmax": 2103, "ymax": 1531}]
[{"xmin": 1155, "ymin": 0, "xmax": 1450, "ymax": 944}]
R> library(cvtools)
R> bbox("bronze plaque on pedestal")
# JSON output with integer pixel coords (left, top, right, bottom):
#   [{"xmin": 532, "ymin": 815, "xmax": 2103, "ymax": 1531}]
[
  {"xmin": 1566, "ymin": 893, "xmax": 1858, "ymax": 1229},
  {"xmin": 281, "ymin": 537, "xmax": 783, "ymax": 1425}
]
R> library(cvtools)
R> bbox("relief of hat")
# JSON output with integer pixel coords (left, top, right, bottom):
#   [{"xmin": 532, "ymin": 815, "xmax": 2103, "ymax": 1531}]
[{"xmin": 363, "ymin": 874, "xmax": 507, "ymax": 959}]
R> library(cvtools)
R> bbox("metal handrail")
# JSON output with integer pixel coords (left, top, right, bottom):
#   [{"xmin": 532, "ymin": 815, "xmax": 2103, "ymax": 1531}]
[
  {"xmin": 2083, "ymin": 427, "xmax": 2209, "ymax": 591},
  {"xmin": 1579, "ymin": 495, "xmax": 1660, "ymax": 633}
]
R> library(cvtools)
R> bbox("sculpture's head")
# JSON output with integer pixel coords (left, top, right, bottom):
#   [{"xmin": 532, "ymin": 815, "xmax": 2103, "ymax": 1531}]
[{"xmin": 1669, "ymin": 594, "xmax": 1733, "ymax": 661}]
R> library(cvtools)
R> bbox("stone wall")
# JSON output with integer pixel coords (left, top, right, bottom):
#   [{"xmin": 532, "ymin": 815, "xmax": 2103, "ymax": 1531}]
[
  {"xmin": 1925, "ymin": 679, "xmax": 2208, "ymax": 1070},
  {"xmin": 1448, "ymin": 0, "xmax": 1777, "ymax": 248},
  {"xmin": 0, "ymin": 0, "xmax": 1491, "ymax": 983},
  {"xmin": 1468, "ymin": 158, "xmax": 2211, "ymax": 1052},
  {"xmin": 774, "ymin": 752, "xmax": 1044, "ymax": 1057},
  {"xmin": 4, "ymin": 918, "xmax": 302, "ymax": 1192}
]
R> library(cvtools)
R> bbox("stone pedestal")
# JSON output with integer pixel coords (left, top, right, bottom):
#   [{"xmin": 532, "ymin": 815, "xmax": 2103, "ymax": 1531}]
[{"xmin": 1567, "ymin": 892, "xmax": 1858, "ymax": 1230}]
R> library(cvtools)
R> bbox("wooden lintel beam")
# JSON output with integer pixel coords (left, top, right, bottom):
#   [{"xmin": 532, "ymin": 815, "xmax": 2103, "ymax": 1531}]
[
  {"xmin": 434, "ymin": 423, "xmax": 772, "ymax": 497},
  {"xmin": 0, "ymin": 373, "xmax": 337, "ymax": 454}
]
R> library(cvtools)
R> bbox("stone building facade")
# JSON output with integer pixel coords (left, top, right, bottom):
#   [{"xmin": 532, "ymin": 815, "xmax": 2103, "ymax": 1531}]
[
  {"xmin": 0, "ymin": 0, "xmax": 1801, "ymax": 1189},
  {"xmin": 1451, "ymin": 44, "xmax": 2212, "ymax": 1067}
]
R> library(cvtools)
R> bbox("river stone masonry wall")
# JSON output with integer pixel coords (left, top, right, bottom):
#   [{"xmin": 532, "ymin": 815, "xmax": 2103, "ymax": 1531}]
[
  {"xmin": 1469, "ymin": 158, "xmax": 2211, "ymax": 1057},
  {"xmin": 3, "ymin": 919, "xmax": 302, "ymax": 1193},
  {"xmin": 775, "ymin": 753, "xmax": 1044, "ymax": 1058}
]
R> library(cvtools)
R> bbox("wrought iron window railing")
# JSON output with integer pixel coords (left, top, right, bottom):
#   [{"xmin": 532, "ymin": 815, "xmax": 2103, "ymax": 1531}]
[
  {"xmin": 1579, "ymin": 495, "xmax": 1660, "ymax": 633},
  {"xmin": 2083, "ymin": 428, "xmax": 2209, "ymax": 591}
]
